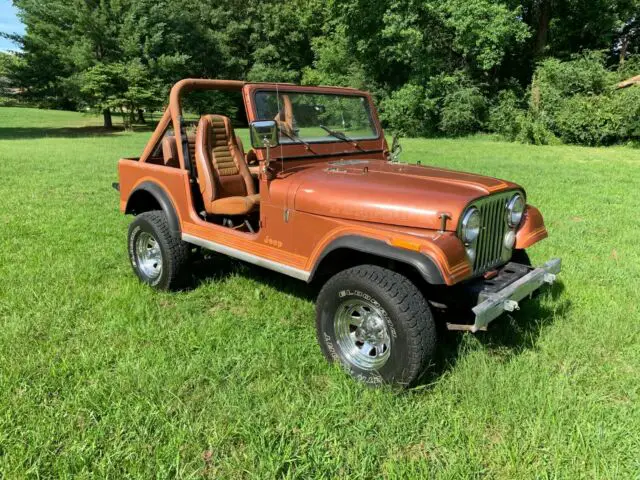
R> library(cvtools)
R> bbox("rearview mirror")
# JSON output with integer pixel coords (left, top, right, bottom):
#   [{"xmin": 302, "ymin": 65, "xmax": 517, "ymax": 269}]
[{"xmin": 250, "ymin": 120, "xmax": 279, "ymax": 149}]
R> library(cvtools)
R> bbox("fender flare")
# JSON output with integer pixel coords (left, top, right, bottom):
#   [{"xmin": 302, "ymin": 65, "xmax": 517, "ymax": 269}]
[
  {"xmin": 125, "ymin": 181, "xmax": 181, "ymax": 236},
  {"xmin": 308, "ymin": 235, "xmax": 445, "ymax": 285}
]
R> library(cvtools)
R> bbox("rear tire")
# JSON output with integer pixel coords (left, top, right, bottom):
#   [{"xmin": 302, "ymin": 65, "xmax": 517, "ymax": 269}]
[
  {"xmin": 316, "ymin": 265, "xmax": 436, "ymax": 387},
  {"xmin": 128, "ymin": 210, "xmax": 189, "ymax": 290}
]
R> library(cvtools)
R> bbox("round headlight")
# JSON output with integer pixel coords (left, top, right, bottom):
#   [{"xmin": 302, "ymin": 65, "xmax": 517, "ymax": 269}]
[
  {"xmin": 507, "ymin": 194, "xmax": 525, "ymax": 227},
  {"xmin": 461, "ymin": 208, "xmax": 481, "ymax": 244}
]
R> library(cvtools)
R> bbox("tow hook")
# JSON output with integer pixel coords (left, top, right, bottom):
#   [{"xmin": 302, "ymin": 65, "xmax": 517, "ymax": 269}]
[{"xmin": 503, "ymin": 300, "xmax": 519, "ymax": 312}]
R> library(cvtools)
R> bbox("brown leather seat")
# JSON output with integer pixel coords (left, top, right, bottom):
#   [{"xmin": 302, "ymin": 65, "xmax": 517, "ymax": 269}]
[
  {"xmin": 194, "ymin": 115, "xmax": 260, "ymax": 216},
  {"xmin": 162, "ymin": 136, "xmax": 180, "ymax": 168},
  {"xmin": 162, "ymin": 135, "xmax": 196, "ymax": 168},
  {"xmin": 235, "ymin": 134, "xmax": 260, "ymax": 178}
]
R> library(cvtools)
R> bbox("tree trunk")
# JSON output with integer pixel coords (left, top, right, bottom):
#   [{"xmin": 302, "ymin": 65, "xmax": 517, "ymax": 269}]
[
  {"xmin": 534, "ymin": 0, "xmax": 552, "ymax": 58},
  {"xmin": 136, "ymin": 108, "xmax": 146, "ymax": 124},
  {"xmin": 120, "ymin": 107, "xmax": 130, "ymax": 130},
  {"xmin": 128, "ymin": 105, "xmax": 135, "ymax": 130},
  {"xmin": 103, "ymin": 108, "xmax": 113, "ymax": 129}
]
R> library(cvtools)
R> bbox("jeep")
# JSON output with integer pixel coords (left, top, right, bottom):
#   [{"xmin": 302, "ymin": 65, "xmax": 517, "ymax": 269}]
[{"xmin": 115, "ymin": 79, "xmax": 561, "ymax": 387}]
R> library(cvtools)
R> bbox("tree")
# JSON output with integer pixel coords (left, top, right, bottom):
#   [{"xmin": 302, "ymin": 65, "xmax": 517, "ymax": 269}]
[
  {"xmin": 0, "ymin": 52, "xmax": 19, "ymax": 99},
  {"xmin": 9, "ymin": 0, "xmax": 184, "ymax": 127},
  {"xmin": 4, "ymin": 0, "xmax": 640, "ymax": 141}
]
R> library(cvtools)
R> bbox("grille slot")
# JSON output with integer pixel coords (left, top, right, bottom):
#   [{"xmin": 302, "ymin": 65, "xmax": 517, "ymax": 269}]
[{"xmin": 471, "ymin": 193, "xmax": 513, "ymax": 274}]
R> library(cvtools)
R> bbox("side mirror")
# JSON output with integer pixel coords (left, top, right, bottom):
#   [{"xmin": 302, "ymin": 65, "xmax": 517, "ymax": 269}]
[
  {"xmin": 250, "ymin": 120, "xmax": 279, "ymax": 149},
  {"xmin": 249, "ymin": 120, "xmax": 279, "ymax": 172},
  {"xmin": 390, "ymin": 134, "xmax": 402, "ymax": 162}
]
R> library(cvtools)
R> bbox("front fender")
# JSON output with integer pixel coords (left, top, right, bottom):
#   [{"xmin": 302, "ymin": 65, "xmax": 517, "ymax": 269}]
[
  {"xmin": 308, "ymin": 232, "xmax": 472, "ymax": 286},
  {"xmin": 515, "ymin": 205, "xmax": 548, "ymax": 249}
]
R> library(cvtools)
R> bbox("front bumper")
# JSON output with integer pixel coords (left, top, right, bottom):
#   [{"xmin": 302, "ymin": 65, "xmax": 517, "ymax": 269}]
[{"xmin": 449, "ymin": 258, "xmax": 561, "ymax": 332}]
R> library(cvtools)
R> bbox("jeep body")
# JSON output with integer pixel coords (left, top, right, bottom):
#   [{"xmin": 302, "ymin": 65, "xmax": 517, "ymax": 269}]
[{"xmin": 116, "ymin": 79, "xmax": 560, "ymax": 386}]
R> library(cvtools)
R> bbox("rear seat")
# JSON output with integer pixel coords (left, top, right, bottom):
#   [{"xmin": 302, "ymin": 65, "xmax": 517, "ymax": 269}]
[{"xmin": 161, "ymin": 135, "xmax": 196, "ymax": 168}]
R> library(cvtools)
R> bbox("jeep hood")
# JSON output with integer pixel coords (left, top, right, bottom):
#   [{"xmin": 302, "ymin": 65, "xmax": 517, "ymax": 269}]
[{"xmin": 292, "ymin": 160, "xmax": 520, "ymax": 231}]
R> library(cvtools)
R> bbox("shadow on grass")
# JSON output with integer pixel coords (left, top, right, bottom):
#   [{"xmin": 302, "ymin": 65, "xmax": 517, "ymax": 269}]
[
  {"xmin": 187, "ymin": 254, "xmax": 569, "ymax": 388},
  {"xmin": 0, "ymin": 123, "xmax": 157, "ymax": 140},
  {"xmin": 417, "ymin": 280, "xmax": 569, "ymax": 388},
  {"xmin": 185, "ymin": 252, "xmax": 317, "ymax": 300}
]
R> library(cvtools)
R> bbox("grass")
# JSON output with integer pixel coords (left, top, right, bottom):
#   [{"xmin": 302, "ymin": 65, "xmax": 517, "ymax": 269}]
[{"xmin": 1, "ymin": 106, "xmax": 639, "ymax": 478}]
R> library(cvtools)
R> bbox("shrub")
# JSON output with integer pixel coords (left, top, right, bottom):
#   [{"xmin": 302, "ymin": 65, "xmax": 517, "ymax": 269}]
[
  {"xmin": 488, "ymin": 89, "xmax": 559, "ymax": 145},
  {"xmin": 439, "ymin": 85, "xmax": 487, "ymax": 136},
  {"xmin": 613, "ymin": 86, "xmax": 640, "ymax": 141},
  {"xmin": 488, "ymin": 90, "xmax": 525, "ymax": 140},
  {"xmin": 534, "ymin": 51, "xmax": 613, "ymax": 99},
  {"xmin": 617, "ymin": 55, "xmax": 640, "ymax": 82},
  {"xmin": 554, "ymin": 94, "xmax": 620, "ymax": 146},
  {"xmin": 530, "ymin": 51, "xmax": 616, "ymax": 133},
  {"xmin": 514, "ymin": 113, "xmax": 559, "ymax": 145},
  {"xmin": 501, "ymin": 51, "xmax": 640, "ymax": 146},
  {"xmin": 552, "ymin": 87, "xmax": 640, "ymax": 146},
  {"xmin": 380, "ymin": 71, "xmax": 490, "ymax": 137},
  {"xmin": 379, "ymin": 84, "xmax": 429, "ymax": 137}
]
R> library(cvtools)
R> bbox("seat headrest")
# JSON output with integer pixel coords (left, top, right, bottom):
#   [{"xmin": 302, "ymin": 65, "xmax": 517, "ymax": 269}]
[{"xmin": 200, "ymin": 115, "xmax": 233, "ymax": 147}]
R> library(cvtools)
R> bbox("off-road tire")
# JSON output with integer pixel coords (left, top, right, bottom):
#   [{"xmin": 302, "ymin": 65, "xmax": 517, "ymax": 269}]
[
  {"xmin": 128, "ymin": 210, "xmax": 189, "ymax": 290},
  {"xmin": 316, "ymin": 265, "xmax": 436, "ymax": 387}
]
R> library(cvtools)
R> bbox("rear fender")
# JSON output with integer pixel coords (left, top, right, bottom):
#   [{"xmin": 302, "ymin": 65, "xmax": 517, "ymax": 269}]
[{"xmin": 125, "ymin": 181, "xmax": 181, "ymax": 236}]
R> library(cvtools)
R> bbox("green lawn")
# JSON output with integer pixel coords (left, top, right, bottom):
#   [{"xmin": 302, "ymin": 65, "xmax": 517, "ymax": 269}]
[{"xmin": 1, "ymin": 106, "xmax": 639, "ymax": 478}]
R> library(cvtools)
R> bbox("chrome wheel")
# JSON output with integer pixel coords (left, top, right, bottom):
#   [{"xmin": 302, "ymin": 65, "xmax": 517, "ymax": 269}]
[
  {"xmin": 334, "ymin": 298, "xmax": 391, "ymax": 370},
  {"xmin": 135, "ymin": 232, "xmax": 162, "ymax": 280}
]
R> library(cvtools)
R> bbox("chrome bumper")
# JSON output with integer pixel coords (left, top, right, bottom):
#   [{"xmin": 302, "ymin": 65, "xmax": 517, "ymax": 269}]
[{"xmin": 467, "ymin": 258, "xmax": 561, "ymax": 332}]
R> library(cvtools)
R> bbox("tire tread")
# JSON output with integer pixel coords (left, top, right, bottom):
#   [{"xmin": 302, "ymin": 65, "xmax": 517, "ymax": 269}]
[
  {"xmin": 316, "ymin": 264, "xmax": 436, "ymax": 386},
  {"xmin": 129, "ymin": 210, "xmax": 189, "ymax": 290}
]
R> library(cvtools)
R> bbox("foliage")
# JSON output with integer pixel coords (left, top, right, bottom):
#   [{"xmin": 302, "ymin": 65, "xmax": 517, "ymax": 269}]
[
  {"xmin": 438, "ymin": 89, "xmax": 483, "ymax": 135},
  {"xmin": 0, "ymin": 53, "xmax": 15, "ymax": 101},
  {"xmin": 438, "ymin": 84, "xmax": 487, "ymax": 136},
  {"xmin": 302, "ymin": 26, "xmax": 369, "ymax": 90},
  {"xmin": 491, "ymin": 53, "xmax": 640, "ymax": 146},
  {"xmin": 5, "ymin": 0, "xmax": 640, "ymax": 141},
  {"xmin": 70, "ymin": 61, "xmax": 162, "ymax": 128},
  {"xmin": 488, "ymin": 90, "xmax": 525, "ymax": 140},
  {"xmin": 379, "ymin": 72, "xmax": 489, "ymax": 137},
  {"xmin": 554, "ymin": 88, "xmax": 640, "ymax": 146},
  {"xmin": 439, "ymin": 0, "xmax": 530, "ymax": 72},
  {"xmin": 379, "ymin": 84, "xmax": 429, "ymax": 137}
]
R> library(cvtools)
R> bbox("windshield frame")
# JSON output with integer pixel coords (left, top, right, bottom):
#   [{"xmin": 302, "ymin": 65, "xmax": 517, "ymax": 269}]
[{"xmin": 245, "ymin": 85, "xmax": 382, "ymax": 146}]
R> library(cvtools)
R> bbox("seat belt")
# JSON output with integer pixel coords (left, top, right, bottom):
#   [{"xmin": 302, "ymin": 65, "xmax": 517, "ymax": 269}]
[{"xmin": 178, "ymin": 115, "xmax": 196, "ymax": 181}]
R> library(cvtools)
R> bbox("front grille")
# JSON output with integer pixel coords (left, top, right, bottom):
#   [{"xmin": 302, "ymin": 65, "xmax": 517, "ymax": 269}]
[{"xmin": 470, "ymin": 192, "xmax": 514, "ymax": 274}]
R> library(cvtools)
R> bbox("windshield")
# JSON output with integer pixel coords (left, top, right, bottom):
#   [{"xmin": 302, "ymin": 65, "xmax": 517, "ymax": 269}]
[{"xmin": 254, "ymin": 91, "xmax": 378, "ymax": 144}]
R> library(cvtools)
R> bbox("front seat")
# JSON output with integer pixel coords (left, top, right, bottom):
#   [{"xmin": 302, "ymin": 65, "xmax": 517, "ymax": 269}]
[{"xmin": 194, "ymin": 115, "xmax": 260, "ymax": 216}]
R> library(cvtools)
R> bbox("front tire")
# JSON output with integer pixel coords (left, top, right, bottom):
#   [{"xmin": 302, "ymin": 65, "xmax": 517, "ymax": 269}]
[
  {"xmin": 316, "ymin": 265, "xmax": 436, "ymax": 387},
  {"xmin": 128, "ymin": 210, "xmax": 189, "ymax": 290}
]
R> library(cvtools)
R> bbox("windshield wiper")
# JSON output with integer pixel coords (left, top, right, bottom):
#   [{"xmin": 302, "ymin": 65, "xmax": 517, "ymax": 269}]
[
  {"xmin": 279, "ymin": 128, "xmax": 315, "ymax": 152},
  {"xmin": 320, "ymin": 125, "xmax": 365, "ymax": 151}
]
